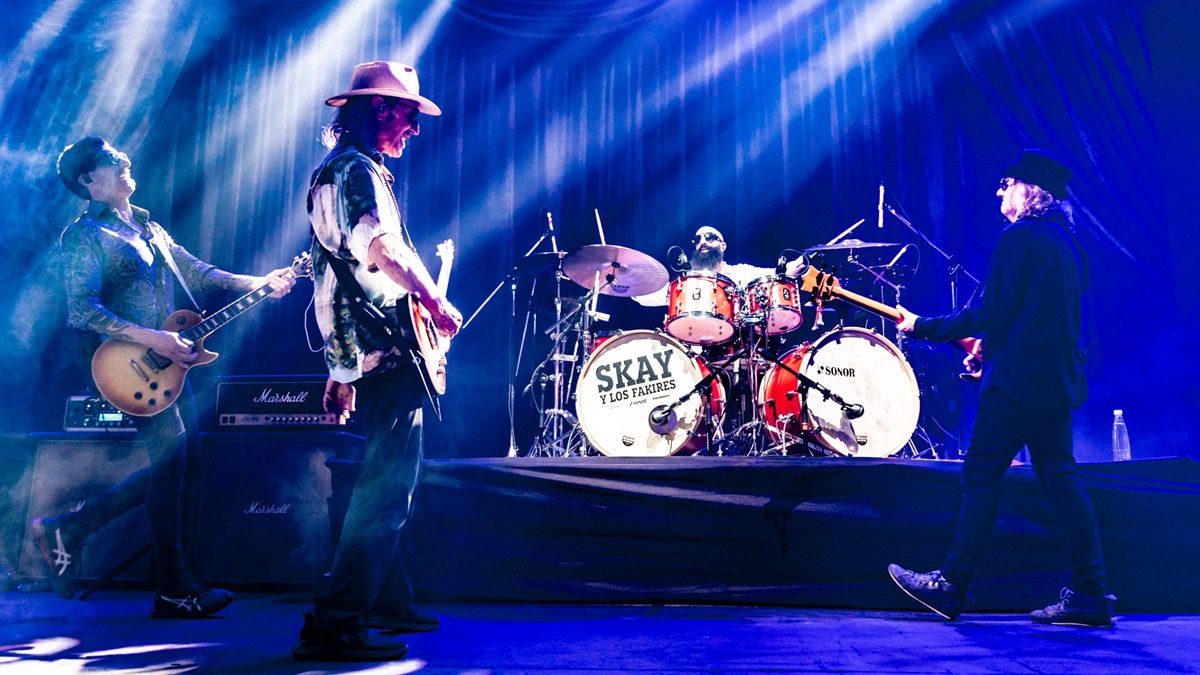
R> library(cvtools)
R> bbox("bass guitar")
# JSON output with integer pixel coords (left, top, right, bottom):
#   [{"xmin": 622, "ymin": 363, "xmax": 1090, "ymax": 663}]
[
  {"xmin": 92, "ymin": 252, "xmax": 312, "ymax": 416},
  {"xmin": 796, "ymin": 265, "xmax": 983, "ymax": 381},
  {"xmin": 408, "ymin": 239, "xmax": 454, "ymax": 395}
]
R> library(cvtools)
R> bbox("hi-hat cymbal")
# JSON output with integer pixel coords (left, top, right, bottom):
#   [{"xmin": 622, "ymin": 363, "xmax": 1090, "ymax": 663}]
[
  {"xmin": 805, "ymin": 238, "xmax": 900, "ymax": 252},
  {"xmin": 562, "ymin": 244, "xmax": 669, "ymax": 297},
  {"xmin": 514, "ymin": 251, "xmax": 566, "ymax": 276}
]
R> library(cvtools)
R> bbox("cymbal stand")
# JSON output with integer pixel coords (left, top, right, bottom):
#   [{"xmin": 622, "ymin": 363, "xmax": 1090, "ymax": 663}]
[
  {"xmin": 464, "ymin": 222, "xmax": 554, "ymax": 457},
  {"xmin": 710, "ymin": 314, "xmax": 780, "ymax": 457},
  {"xmin": 526, "ymin": 276, "xmax": 613, "ymax": 457}
]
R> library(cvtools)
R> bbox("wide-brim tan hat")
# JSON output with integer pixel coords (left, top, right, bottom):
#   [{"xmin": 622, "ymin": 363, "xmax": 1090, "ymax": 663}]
[{"xmin": 326, "ymin": 61, "xmax": 442, "ymax": 116}]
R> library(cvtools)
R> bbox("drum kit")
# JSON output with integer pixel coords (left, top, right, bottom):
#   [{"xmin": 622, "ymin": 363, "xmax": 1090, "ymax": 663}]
[{"xmin": 516, "ymin": 237, "xmax": 926, "ymax": 460}]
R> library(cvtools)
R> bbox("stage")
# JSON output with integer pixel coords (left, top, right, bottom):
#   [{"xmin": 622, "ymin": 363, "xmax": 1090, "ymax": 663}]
[{"xmin": 408, "ymin": 456, "xmax": 1200, "ymax": 614}]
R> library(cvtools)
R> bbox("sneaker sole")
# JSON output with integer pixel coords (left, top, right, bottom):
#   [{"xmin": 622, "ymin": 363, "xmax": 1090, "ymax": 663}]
[
  {"xmin": 1031, "ymin": 616, "xmax": 1114, "ymax": 628},
  {"xmin": 888, "ymin": 565, "xmax": 960, "ymax": 621}
]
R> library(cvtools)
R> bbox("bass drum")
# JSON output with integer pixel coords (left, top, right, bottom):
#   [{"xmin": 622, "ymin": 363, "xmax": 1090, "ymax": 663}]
[
  {"xmin": 576, "ymin": 330, "xmax": 724, "ymax": 457},
  {"xmin": 758, "ymin": 327, "xmax": 919, "ymax": 458}
]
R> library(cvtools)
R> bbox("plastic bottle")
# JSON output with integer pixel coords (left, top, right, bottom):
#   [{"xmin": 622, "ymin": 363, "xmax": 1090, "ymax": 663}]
[{"xmin": 1112, "ymin": 410, "xmax": 1131, "ymax": 461}]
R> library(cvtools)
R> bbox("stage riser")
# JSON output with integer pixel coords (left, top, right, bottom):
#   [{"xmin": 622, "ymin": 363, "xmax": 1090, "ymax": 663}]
[{"xmin": 407, "ymin": 457, "xmax": 1200, "ymax": 614}]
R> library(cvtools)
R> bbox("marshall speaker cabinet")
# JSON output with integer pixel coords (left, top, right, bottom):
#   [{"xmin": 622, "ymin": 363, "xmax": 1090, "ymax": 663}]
[
  {"xmin": 18, "ymin": 433, "xmax": 153, "ymax": 583},
  {"xmin": 190, "ymin": 431, "xmax": 364, "ymax": 586}
]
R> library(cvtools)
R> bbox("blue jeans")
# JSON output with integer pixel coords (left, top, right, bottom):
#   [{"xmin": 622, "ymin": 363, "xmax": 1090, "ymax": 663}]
[
  {"xmin": 64, "ymin": 387, "xmax": 195, "ymax": 587},
  {"xmin": 314, "ymin": 366, "xmax": 424, "ymax": 632},
  {"xmin": 940, "ymin": 388, "xmax": 1107, "ymax": 596}
]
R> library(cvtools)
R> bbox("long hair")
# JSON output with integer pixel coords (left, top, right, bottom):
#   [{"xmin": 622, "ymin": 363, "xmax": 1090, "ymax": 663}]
[
  {"xmin": 320, "ymin": 96, "xmax": 402, "ymax": 149},
  {"xmin": 1015, "ymin": 181, "xmax": 1075, "ymax": 228}
]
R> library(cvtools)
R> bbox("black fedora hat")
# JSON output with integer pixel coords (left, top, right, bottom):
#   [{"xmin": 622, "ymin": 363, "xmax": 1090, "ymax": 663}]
[{"xmin": 1003, "ymin": 148, "xmax": 1072, "ymax": 196}]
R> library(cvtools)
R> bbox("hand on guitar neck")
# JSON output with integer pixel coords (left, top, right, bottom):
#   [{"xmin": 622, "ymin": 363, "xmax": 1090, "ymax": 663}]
[{"xmin": 796, "ymin": 266, "xmax": 981, "ymax": 382}]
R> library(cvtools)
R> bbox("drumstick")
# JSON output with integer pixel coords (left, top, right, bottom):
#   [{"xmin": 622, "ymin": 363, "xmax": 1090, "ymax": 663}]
[{"xmin": 594, "ymin": 209, "xmax": 606, "ymax": 245}]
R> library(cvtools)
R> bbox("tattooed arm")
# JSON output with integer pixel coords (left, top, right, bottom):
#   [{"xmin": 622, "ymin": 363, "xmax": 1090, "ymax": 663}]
[{"xmin": 61, "ymin": 223, "xmax": 198, "ymax": 364}]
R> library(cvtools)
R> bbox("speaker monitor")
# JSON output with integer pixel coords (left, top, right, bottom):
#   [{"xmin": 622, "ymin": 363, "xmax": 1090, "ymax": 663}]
[
  {"xmin": 18, "ymin": 434, "xmax": 153, "ymax": 583},
  {"xmin": 190, "ymin": 431, "xmax": 364, "ymax": 585}
]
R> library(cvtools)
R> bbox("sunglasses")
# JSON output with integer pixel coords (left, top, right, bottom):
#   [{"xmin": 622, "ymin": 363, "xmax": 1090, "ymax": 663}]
[
  {"xmin": 999, "ymin": 177, "xmax": 1016, "ymax": 190},
  {"xmin": 693, "ymin": 232, "xmax": 722, "ymax": 244},
  {"xmin": 93, "ymin": 148, "xmax": 129, "ymax": 169},
  {"xmin": 399, "ymin": 104, "xmax": 419, "ymax": 125}
]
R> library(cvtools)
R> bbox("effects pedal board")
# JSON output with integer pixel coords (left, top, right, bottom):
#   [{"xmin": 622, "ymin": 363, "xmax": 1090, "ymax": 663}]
[{"xmin": 63, "ymin": 395, "xmax": 137, "ymax": 432}]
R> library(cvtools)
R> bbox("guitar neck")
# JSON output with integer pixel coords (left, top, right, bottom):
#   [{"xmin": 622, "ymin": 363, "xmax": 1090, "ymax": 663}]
[
  {"xmin": 435, "ymin": 256, "xmax": 452, "ymax": 294},
  {"xmin": 829, "ymin": 286, "xmax": 903, "ymax": 324},
  {"xmin": 179, "ymin": 282, "xmax": 277, "ymax": 342}
]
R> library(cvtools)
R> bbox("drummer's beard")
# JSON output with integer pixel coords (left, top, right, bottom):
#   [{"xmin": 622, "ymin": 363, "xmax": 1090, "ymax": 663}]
[{"xmin": 692, "ymin": 247, "xmax": 722, "ymax": 271}]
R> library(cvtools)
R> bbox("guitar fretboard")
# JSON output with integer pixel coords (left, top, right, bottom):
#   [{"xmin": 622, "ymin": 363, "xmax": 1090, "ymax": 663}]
[{"xmin": 180, "ymin": 283, "xmax": 276, "ymax": 342}]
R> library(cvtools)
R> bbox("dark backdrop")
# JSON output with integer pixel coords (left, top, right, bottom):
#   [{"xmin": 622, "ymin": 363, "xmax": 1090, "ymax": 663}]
[{"xmin": 2, "ymin": 0, "xmax": 1197, "ymax": 460}]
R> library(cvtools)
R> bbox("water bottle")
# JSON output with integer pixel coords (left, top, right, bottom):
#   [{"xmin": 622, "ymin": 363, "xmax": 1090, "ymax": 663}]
[{"xmin": 1111, "ymin": 410, "xmax": 1131, "ymax": 461}]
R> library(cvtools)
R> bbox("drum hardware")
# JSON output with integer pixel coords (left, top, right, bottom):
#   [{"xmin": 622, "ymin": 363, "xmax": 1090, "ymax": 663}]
[{"xmin": 804, "ymin": 238, "xmax": 901, "ymax": 252}]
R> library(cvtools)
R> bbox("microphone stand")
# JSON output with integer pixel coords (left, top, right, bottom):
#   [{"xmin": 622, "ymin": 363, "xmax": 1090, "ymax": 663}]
[
  {"xmin": 461, "ymin": 227, "xmax": 552, "ymax": 457},
  {"xmin": 647, "ymin": 341, "xmax": 750, "ymax": 440},
  {"xmin": 755, "ymin": 347, "xmax": 864, "ymax": 420},
  {"xmin": 884, "ymin": 204, "xmax": 979, "ymax": 310}
]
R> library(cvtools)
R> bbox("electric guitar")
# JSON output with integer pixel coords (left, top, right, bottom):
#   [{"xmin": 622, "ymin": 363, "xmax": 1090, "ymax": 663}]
[
  {"xmin": 796, "ymin": 265, "xmax": 983, "ymax": 382},
  {"xmin": 408, "ymin": 239, "xmax": 454, "ymax": 395},
  {"xmin": 91, "ymin": 253, "xmax": 312, "ymax": 416}
]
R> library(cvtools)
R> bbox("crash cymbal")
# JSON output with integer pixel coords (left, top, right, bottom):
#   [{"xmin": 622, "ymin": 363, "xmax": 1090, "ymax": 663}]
[
  {"xmin": 514, "ymin": 251, "xmax": 567, "ymax": 276},
  {"xmin": 562, "ymin": 244, "xmax": 669, "ymax": 297},
  {"xmin": 805, "ymin": 238, "xmax": 900, "ymax": 252}
]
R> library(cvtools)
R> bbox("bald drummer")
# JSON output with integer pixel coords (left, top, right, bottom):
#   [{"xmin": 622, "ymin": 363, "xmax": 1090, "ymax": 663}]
[{"xmin": 633, "ymin": 226, "xmax": 805, "ymax": 305}]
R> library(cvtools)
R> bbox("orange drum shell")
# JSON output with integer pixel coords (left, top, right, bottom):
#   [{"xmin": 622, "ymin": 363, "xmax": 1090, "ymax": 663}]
[
  {"xmin": 745, "ymin": 275, "xmax": 803, "ymax": 335},
  {"xmin": 665, "ymin": 272, "xmax": 739, "ymax": 346}
]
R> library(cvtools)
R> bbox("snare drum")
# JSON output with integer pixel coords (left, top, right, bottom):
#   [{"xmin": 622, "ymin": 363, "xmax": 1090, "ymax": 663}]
[
  {"xmin": 744, "ymin": 274, "xmax": 803, "ymax": 335},
  {"xmin": 757, "ymin": 327, "xmax": 919, "ymax": 457},
  {"xmin": 576, "ymin": 330, "xmax": 725, "ymax": 456},
  {"xmin": 665, "ymin": 272, "xmax": 739, "ymax": 345}
]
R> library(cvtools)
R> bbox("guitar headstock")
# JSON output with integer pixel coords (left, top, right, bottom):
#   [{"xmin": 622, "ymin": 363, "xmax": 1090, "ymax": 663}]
[
  {"xmin": 796, "ymin": 265, "xmax": 840, "ymax": 301},
  {"xmin": 291, "ymin": 251, "xmax": 314, "ymax": 279},
  {"xmin": 435, "ymin": 239, "xmax": 455, "ymax": 266}
]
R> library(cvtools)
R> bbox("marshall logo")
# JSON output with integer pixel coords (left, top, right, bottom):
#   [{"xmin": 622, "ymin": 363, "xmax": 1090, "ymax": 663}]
[
  {"xmin": 253, "ymin": 389, "xmax": 310, "ymax": 405},
  {"xmin": 816, "ymin": 364, "xmax": 856, "ymax": 378},
  {"xmin": 244, "ymin": 501, "xmax": 292, "ymax": 515},
  {"xmin": 595, "ymin": 349, "xmax": 678, "ymax": 404}
]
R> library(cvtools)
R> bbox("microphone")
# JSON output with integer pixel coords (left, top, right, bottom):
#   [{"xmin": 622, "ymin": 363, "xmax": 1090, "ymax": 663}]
[
  {"xmin": 877, "ymin": 183, "xmax": 885, "ymax": 229},
  {"xmin": 844, "ymin": 402, "xmax": 864, "ymax": 419},
  {"xmin": 776, "ymin": 253, "xmax": 788, "ymax": 276},
  {"xmin": 546, "ymin": 211, "xmax": 557, "ymax": 253},
  {"xmin": 677, "ymin": 250, "xmax": 691, "ymax": 271},
  {"xmin": 648, "ymin": 405, "xmax": 678, "ymax": 434}
]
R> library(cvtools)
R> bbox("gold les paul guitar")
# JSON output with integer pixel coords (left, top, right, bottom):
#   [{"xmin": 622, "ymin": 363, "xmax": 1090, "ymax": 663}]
[
  {"xmin": 408, "ymin": 239, "xmax": 454, "ymax": 395},
  {"xmin": 796, "ymin": 265, "xmax": 983, "ymax": 382},
  {"xmin": 92, "ymin": 252, "xmax": 313, "ymax": 416}
]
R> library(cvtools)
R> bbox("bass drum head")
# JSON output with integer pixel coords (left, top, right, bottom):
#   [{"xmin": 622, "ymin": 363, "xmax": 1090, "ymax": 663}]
[
  {"xmin": 576, "ymin": 330, "xmax": 711, "ymax": 457},
  {"xmin": 761, "ymin": 327, "xmax": 919, "ymax": 458}
]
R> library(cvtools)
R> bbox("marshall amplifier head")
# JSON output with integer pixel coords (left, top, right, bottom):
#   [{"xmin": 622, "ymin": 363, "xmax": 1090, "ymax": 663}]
[{"xmin": 215, "ymin": 375, "xmax": 353, "ymax": 430}]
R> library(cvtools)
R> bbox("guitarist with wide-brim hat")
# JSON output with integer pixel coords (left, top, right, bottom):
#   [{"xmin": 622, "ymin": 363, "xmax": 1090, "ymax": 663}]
[
  {"xmin": 293, "ymin": 61, "xmax": 461, "ymax": 663},
  {"xmin": 886, "ymin": 148, "xmax": 1113, "ymax": 627},
  {"xmin": 32, "ymin": 137, "xmax": 295, "ymax": 617}
]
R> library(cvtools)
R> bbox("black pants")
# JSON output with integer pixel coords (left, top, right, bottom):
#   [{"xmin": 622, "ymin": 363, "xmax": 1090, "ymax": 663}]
[
  {"xmin": 313, "ymin": 366, "xmax": 425, "ymax": 631},
  {"xmin": 940, "ymin": 388, "xmax": 1107, "ymax": 596}
]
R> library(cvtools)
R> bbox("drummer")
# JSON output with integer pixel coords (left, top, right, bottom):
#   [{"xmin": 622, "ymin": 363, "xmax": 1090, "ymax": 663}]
[
  {"xmin": 689, "ymin": 226, "xmax": 805, "ymax": 285},
  {"xmin": 634, "ymin": 225, "xmax": 804, "ymax": 306}
]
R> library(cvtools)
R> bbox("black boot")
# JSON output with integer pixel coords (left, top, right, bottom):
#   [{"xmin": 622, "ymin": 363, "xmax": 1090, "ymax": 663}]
[{"xmin": 1031, "ymin": 588, "xmax": 1116, "ymax": 628}]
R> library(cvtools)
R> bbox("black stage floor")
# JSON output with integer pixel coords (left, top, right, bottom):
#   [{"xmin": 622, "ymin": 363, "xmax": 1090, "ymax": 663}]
[
  {"xmin": 2, "ymin": 592, "xmax": 1198, "ymax": 674},
  {"xmin": 408, "ymin": 456, "xmax": 1200, "ymax": 614}
]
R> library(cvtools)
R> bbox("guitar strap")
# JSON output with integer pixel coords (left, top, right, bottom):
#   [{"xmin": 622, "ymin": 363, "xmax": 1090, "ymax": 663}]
[
  {"xmin": 316, "ymin": 241, "xmax": 441, "ymax": 418},
  {"xmin": 145, "ymin": 222, "xmax": 203, "ymax": 312}
]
